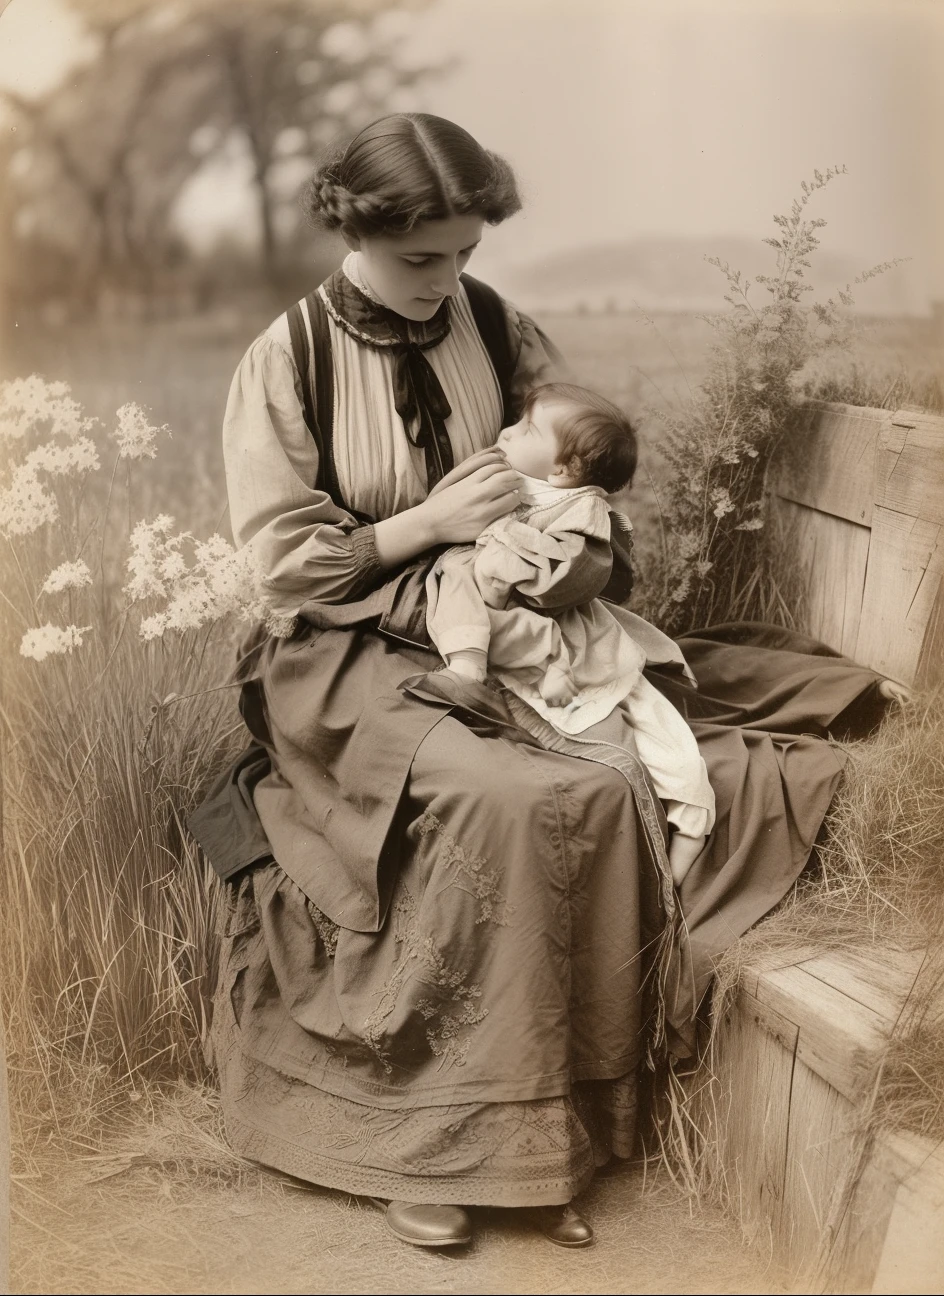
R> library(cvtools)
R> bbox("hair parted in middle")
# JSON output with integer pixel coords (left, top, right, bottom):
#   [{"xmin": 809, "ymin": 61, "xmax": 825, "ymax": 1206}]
[
  {"xmin": 303, "ymin": 113, "xmax": 522, "ymax": 239},
  {"xmin": 524, "ymin": 383, "xmax": 638, "ymax": 495}
]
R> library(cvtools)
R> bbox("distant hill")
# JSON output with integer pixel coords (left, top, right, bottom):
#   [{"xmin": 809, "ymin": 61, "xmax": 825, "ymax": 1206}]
[{"xmin": 498, "ymin": 235, "xmax": 925, "ymax": 315}]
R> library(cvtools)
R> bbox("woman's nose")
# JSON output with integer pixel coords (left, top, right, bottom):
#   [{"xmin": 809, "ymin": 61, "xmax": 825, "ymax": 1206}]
[{"xmin": 430, "ymin": 260, "xmax": 462, "ymax": 297}]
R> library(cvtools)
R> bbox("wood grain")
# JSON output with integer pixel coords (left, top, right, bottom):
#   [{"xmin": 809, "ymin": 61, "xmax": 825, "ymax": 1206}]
[
  {"xmin": 775, "ymin": 401, "xmax": 884, "ymax": 525},
  {"xmin": 774, "ymin": 497, "xmax": 870, "ymax": 657},
  {"xmin": 753, "ymin": 964, "xmax": 892, "ymax": 1103},
  {"xmin": 769, "ymin": 402, "xmax": 944, "ymax": 686}
]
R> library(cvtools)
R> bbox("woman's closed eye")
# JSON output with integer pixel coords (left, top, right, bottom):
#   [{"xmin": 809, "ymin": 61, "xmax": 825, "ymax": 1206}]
[{"xmin": 401, "ymin": 245, "xmax": 479, "ymax": 268}]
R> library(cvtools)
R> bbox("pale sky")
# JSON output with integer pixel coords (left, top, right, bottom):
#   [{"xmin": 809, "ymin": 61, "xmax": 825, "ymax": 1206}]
[{"xmin": 1, "ymin": 0, "xmax": 942, "ymax": 308}]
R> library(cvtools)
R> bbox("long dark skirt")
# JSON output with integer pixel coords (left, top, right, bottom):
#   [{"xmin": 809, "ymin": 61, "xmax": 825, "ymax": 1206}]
[{"xmin": 199, "ymin": 619, "xmax": 885, "ymax": 1206}]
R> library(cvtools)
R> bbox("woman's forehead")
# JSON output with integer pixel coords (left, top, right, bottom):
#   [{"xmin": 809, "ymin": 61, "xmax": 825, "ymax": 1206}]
[{"xmin": 382, "ymin": 214, "xmax": 484, "ymax": 254}]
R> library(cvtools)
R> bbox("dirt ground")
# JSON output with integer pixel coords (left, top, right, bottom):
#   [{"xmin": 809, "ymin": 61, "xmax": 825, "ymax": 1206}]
[{"xmin": 11, "ymin": 1153, "xmax": 793, "ymax": 1296}]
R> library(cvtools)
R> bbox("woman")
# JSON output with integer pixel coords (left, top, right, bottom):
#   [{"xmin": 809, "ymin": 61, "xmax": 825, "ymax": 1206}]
[{"xmin": 191, "ymin": 113, "xmax": 888, "ymax": 1249}]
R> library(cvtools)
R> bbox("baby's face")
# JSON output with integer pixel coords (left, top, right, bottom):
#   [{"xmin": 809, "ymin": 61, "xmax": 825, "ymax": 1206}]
[{"xmin": 497, "ymin": 400, "xmax": 573, "ymax": 484}]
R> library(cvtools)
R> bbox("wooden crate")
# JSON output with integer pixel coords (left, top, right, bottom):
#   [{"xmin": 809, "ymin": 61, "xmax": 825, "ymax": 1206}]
[
  {"xmin": 706, "ymin": 402, "xmax": 944, "ymax": 1292},
  {"xmin": 707, "ymin": 948, "xmax": 944, "ymax": 1291}
]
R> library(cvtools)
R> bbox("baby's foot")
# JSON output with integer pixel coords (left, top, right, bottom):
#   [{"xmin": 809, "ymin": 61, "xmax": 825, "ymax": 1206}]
[
  {"xmin": 668, "ymin": 832, "xmax": 707, "ymax": 888},
  {"xmin": 540, "ymin": 666, "xmax": 576, "ymax": 708},
  {"xmin": 878, "ymin": 678, "xmax": 912, "ymax": 707}
]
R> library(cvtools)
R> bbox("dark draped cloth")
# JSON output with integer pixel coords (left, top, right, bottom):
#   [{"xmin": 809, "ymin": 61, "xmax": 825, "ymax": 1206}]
[{"xmin": 190, "ymin": 566, "xmax": 885, "ymax": 1204}]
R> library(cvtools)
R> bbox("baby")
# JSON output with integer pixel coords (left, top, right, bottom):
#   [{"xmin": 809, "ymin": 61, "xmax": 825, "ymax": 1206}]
[{"xmin": 426, "ymin": 382, "xmax": 716, "ymax": 885}]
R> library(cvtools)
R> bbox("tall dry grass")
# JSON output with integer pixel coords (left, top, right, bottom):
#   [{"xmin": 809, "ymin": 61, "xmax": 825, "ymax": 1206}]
[{"xmin": 0, "ymin": 381, "xmax": 248, "ymax": 1159}]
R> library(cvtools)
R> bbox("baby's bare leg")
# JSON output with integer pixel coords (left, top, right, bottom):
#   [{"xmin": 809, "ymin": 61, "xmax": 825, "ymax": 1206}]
[{"xmin": 668, "ymin": 831, "xmax": 707, "ymax": 888}]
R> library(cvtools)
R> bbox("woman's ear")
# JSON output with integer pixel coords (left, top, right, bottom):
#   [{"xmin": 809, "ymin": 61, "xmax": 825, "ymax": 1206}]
[{"xmin": 340, "ymin": 225, "xmax": 361, "ymax": 252}]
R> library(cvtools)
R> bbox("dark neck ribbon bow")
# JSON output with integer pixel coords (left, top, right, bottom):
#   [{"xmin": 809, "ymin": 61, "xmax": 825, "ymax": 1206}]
[{"xmin": 322, "ymin": 269, "xmax": 455, "ymax": 489}]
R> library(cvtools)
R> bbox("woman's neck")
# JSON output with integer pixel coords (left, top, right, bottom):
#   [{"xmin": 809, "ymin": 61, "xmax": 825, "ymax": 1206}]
[{"xmin": 342, "ymin": 252, "xmax": 384, "ymax": 305}]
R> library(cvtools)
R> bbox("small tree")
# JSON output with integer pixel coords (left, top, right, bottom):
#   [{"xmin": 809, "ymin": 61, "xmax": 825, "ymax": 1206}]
[{"xmin": 1, "ymin": 0, "xmax": 436, "ymax": 308}]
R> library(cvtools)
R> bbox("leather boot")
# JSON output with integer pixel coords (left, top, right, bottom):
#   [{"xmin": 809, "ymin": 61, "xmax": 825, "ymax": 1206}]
[
  {"xmin": 531, "ymin": 1203, "xmax": 594, "ymax": 1247},
  {"xmin": 370, "ymin": 1198, "xmax": 472, "ymax": 1247}
]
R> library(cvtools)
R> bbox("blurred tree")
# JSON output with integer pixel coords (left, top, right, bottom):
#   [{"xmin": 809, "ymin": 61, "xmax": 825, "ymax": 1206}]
[{"xmin": 2, "ymin": 0, "xmax": 437, "ymax": 312}]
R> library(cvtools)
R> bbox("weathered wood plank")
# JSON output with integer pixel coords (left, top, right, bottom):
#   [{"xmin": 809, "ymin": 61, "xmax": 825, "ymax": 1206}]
[
  {"xmin": 914, "ymin": 567, "xmax": 944, "ymax": 690},
  {"xmin": 775, "ymin": 401, "xmax": 884, "ymax": 525},
  {"xmin": 753, "ymin": 964, "xmax": 891, "ymax": 1102},
  {"xmin": 871, "ymin": 1131, "xmax": 944, "ymax": 1294},
  {"xmin": 778, "ymin": 1061, "xmax": 861, "ymax": 1287},
  {"xmin": 795, "ymin": 948, "xmax": 925, "ymax": 1024},
  {"xmin": 876, "ymin": 411, "xmax": 944, "ymax": 525},
  {"xmin": 772, "ymin": 497, "xmax": 871, "ymax": 657},
  {"xmin": 708, "ymin": 995, "xmax": 797, "ymax": 1248},
  {"xmin": 854, "ymin": 506, "xmax": 943, "ymax": 683},
  {"xmin": 830, "ymin": 1138, "xmax": 901, "ymax": 1293}
]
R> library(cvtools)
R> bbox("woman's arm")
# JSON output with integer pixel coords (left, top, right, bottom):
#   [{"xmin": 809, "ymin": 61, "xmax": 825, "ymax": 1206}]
[{"xmin": 224, "ymin": 333, "xmax": 521, "ymax": 611}]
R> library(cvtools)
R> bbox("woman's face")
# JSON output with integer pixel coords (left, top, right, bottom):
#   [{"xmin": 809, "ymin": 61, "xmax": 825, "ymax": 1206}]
[{"xmin": 343, "ymin": 214, "xmax": 485, "ymax": 321}]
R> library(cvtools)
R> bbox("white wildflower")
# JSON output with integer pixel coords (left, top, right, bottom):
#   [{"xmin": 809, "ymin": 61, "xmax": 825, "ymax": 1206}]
[
  {"xmin": 159, "ymin": 548, "xmax": 189, "ymax": 583},
  {"xmin": 25, "ymin": 436, "xmax": 100, "ymax": 478},
  {"xmin": 735, "ymin": 518, "xmax": 765, "ymax": 532},
  {"xmin": 0, "ymin": 465, "xmax": 58, "ymax": 536},
  {"xmin": 266, "ymin": 611, "xmax": 297, "ymax": 639},
  {"xmin": 41, "ymin": 559, "xmax": 93, "ymax": 595},
  {"xmin": 694, "ymin": 559, "xmax": 714, "ymax": 577},
  {"xmin": 710, "ymin": 488, "xmax": 734, "ymax": 520},
  {"xmin": 113, "ymin": 403, "xmax": 168, "ymax": 460},
  {"xmin": 138, "ymin": 614, "xmax": 168, "ymax": 641},
  {"xmin": 159, "ymin": 540, "xmax": 260, "ymax": 634},
  {"xmin": 0, "ymin": 375, "xmax": 97, "ymax": 442},
  {"xmin": 125, "ymin": 514, "xmax": 179, "ymax": 601},
  {"xmin": 19, "ymin": 622, "xmax": 91, "ymax": 662},
  {"xmin": 132, "ymin": 531, "xmax": 267, "ymax": 640}
]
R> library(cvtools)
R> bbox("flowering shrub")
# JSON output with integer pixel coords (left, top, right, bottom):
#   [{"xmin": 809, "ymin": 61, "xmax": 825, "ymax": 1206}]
[{"xmin": 648, "ymin": 168, "xmax": 902, "ymax": 634}]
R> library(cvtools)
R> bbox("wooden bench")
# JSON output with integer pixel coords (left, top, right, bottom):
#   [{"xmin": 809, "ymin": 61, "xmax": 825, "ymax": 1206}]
[{"xmin": 702, "ymin": 401, "xmax": 944, "ymax": 1292}]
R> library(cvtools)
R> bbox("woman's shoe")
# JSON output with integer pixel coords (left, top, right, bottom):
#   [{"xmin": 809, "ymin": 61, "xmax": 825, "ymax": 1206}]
[
  {"xmin": 531, "ymin": 1203, "xmax": 594, "ymax": 1248},
  {"xmin": 369, "ymin": 1198, "xmax": 472, "ymax": 1247}
]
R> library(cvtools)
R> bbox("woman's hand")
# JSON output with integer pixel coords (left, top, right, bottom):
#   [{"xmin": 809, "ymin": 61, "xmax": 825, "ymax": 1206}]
[
  {"xmin": 371, "ymin": 450, "xmax": 520, "ymax": 571},
  {"xmin": 427, "ymin": 446, "xmax": 509, "ymax": 498},
  {"xmin": 421, "ymin": 460, "xmax": 522, "ymax": 544}
]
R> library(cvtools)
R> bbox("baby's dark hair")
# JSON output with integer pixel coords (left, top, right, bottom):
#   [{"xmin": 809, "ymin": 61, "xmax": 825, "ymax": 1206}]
[
  {"xmin": 522, "ymin": 383, "xmax": 637, "ymax": 494},
  {"xmin": 304, "ymin": 113, "xmax": 521, "ymax": 238}
]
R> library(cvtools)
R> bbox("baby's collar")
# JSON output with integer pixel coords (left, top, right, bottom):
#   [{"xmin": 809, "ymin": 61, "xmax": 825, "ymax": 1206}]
[{"xmin": 518, "ymin": 474, "xmax": 606, "ymax": 502}]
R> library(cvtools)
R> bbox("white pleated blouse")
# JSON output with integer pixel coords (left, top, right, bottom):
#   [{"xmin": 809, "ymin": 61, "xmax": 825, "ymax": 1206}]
[{"xmin": 223, "ymin": 255, "xmax": 563, "ymax": 616}]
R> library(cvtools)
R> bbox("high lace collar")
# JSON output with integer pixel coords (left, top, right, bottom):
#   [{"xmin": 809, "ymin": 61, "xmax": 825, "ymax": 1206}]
[
  {"xmin": 319, "ymin": 254, "xmax": 456, "ymax": 487},
  {"xmin": 322, "ymin": 253, "xmax": 453, "ymax": 351}
]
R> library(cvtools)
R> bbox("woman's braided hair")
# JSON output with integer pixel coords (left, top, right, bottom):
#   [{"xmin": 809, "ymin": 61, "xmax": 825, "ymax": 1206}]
[{"xmin": 303, "ymin": 113, "xmax": 521, "ymax": 237}]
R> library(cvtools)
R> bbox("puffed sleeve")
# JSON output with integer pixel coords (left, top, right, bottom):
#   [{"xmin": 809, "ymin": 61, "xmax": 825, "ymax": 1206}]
[
  {"xmin": 502, "ymin": 299, "xmax": 570, "ymax": 413},
  {"xmin": 223, "ymin": 330, "xmax": 382, "ymax": 614}
]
